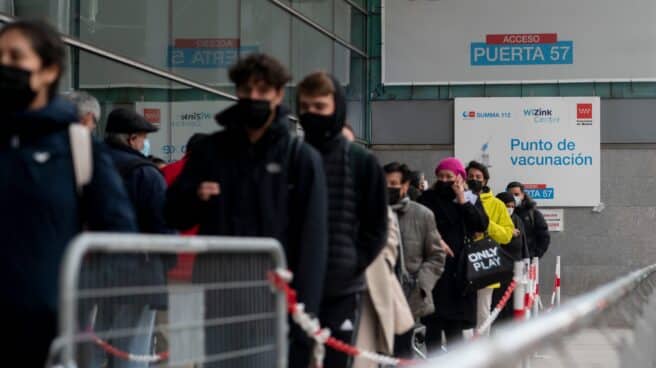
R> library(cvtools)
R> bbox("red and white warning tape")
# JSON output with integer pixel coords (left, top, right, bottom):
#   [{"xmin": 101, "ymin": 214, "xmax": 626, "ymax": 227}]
[
  {"xmin": 268, "ymin": 269, "xmax": 415, "ymax": 367},
  {"xmin": 88, "ymin": 331, "xmax": 169, "ymax": 363},
  {"xmin": 475, "ymin": 279, "xmax": 517, "ymax": 337}
]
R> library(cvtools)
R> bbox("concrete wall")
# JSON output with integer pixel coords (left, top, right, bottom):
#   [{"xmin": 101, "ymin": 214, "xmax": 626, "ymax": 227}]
[{"xmin": 371, "ymin": 99, "xmax": 656, "ymax": 299}]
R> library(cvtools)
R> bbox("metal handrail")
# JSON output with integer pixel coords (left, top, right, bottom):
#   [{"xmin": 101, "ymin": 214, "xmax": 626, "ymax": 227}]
[
  {"xmin": 268, "ymin": 0, "xmax": 368, "ymax": 58},
  {"xmin": 419, "ymin": 264, "xmax": 656, "ymax": 368},
  {"xmin": 0, "ymin": 13, "xmax": 238, "ymax": 101}
]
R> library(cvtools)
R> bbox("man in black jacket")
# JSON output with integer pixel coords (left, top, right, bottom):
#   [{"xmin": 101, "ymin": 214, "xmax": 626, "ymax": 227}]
[
  {"xmin": 101, "ymin": 108, "xmax": 172, "ymax": 367},
  {"xmin": 297, "ymin": 71, "xmax": 388, "ymax": 367},
  {"xmin": 506, "ymin": 181, "xmax": 551, "ymax": 258},
  {"xmin": 165, "ymin": 54, "xmax": 328, "ymax": 368}
]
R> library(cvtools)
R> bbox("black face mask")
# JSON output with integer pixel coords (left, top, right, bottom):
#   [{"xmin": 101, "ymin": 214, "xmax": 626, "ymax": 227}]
[
  {"xmin": 388, "ymin": 187, "xmax": 402, "ymax": 205},
  {"xmin": 0, "ymin": 65, "xmax": 36, "ymax": 114},
  {"xmin": 466, "ymin": 179, "xmax": 484, "ymax": 194},
  {"xmin": 216, "ymin": 98, "xmax": 272, "ymax": 130},
  {"xmin": 435, "ymin": 180, "xmax": 456, "ymax": 200},
  {"xmin": 299, "ymin": 112, "xmax": 341, "ymax": 147}
]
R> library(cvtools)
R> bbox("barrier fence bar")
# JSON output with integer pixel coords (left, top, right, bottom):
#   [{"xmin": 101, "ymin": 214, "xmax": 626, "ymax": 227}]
[
  {"xmin": 417, "ymin": 264, "xmax": 656, "ymax": 368},
  {"xmin": 52, "ymin": 233, "xmax": 288, "ymax": 368}
]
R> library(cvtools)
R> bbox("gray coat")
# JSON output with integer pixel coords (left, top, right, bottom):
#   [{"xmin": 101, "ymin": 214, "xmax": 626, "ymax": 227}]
[{"xmin": 393, "ymin": 198, "xmax": 446, "ymax": 319}]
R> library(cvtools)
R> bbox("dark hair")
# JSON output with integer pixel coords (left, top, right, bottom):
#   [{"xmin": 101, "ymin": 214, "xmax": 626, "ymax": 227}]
[
  {"xmin": 506, "ymin": 181, "xmax": 525, "ymax": 192},
  {"xmin": 496, "ymin": 192, "xmax": 515, "ymax": 205},
  {"xmin": 383, "ymin": 162, "xmax": 411, "ymax": 183},
  {"xmin": 229, "ymin": 53, "xmax": 291, "ymax": 90},
  {"xmin": 186, "ymin": 133, "xmax": 209, "ymax": 154},
  {"xmin": 0, "ymin": 20, "xmax": 65, "ymax": 100},
  {"xmin": 298, "ymin": 71, "xmax": 335, "ymax": 97},
  {"xmin": 466, "ymin": 160, "xmax": 490, "ymax": 181},
  {"xmin": 409, "ymin": 170, "xmax": 421, "ymax": 189}
]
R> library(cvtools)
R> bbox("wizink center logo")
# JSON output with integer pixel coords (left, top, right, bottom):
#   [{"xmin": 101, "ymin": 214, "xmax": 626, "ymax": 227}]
[
  {"xmin": 461, "ymin": 111, "xmax": 512, "ymax": 120},
  {"xmin": 471, "ymin": 33, "xmax": 574, "ymax": 66},
  {"xmin": 576, "ymin": 103, "xmax": 593, "ymax": 125},
  {"xmin": 524, "ymin": 107, "xmax": 560, "ymax": 124}
]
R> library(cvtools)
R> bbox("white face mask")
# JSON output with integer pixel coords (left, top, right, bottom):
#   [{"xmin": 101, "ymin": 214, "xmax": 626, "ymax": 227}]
[
  {"xmin": 421, "ymin": 180, "xmax": 429, "ymax": 190},
  {"xmin": 513, "ymin": 195, "xmax": 522, "ymax": 207},
  {"xmin": 507, "ymin": 207, "xmax": 515, "ymax": 216}
]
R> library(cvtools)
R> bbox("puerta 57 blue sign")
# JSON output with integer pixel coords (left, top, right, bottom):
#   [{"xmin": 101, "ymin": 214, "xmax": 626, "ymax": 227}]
[
  {"xmin": 455, "ymin": 97, "xmax": 600, "ymax": 207},
  {"xmin": 471, "ymin": 33, "xmax": 573, "ymax": 66},
  {"xmin": 168, "ymin": 38, "xmax": 258, "ymax": 69}
]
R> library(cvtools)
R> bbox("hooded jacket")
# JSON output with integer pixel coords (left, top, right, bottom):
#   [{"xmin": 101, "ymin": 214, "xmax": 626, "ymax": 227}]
[
  {"xmin": 479, "ymin": 191, "xmax": 514, "ymax": 246},
  {"xmin": 0, "ymin": 97, "xmax": 137, "ymax": 313},
  {"xmin": 165, "ymin": 104, "xmax": 328, "ymax": 317},
  {"xmin": 515, "ymin": 196, "xmax": 551, "ymax": 258},
  {"xmin": 299, "ymin": 76, "xmax": 387, "ymax": 300}
]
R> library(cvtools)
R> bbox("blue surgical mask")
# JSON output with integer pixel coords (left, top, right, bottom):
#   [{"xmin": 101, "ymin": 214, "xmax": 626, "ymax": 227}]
[{"xmin": 140, "ymin": 138, "xmax": 151, "ymax": 157}]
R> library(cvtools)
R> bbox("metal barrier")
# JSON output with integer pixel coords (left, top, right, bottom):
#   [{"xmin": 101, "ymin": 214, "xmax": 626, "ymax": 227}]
[
  {"xmin": 418, "ymin": 264, "xmax": 656, "ymax": 368},
  {"xmin": 49, "ymin": 233, "xmax": 288, "ymax": 368}
]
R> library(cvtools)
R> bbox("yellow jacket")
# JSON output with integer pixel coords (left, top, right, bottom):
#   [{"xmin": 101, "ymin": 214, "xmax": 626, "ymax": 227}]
[
  {"xmin": 479, "ymin": 191, "xmax": 515, "ymax": 289},
  {"xmin": 480, "ymin": 191, "xmax": 514, "ymax": 245}
]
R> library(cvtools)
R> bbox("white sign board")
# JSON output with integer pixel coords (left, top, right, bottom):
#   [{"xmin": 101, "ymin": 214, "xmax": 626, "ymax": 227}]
[
  {"xmin": 541, "ymin": 209, "xmax": 565, "ymax": 232},
  {"xmin": 382, "ymin": 0, "xmax": 656, "ymax": 84},
  {"xmin": 135, "ymin": 101, "xmax": 232, "ymax": 162},
  {"xmin": 454, "ymin": 97, "xmax": 600, "ymax": 207}
]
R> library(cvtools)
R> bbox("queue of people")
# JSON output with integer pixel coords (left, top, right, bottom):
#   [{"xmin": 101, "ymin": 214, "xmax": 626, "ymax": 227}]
[{"xmin": 1, "ymin": 19, "xmax": 552, "ymax": 368}]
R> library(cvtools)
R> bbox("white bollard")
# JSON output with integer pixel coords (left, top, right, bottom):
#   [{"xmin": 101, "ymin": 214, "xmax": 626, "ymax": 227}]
[
  {"xmin": 555, "ymin": 256, "xmax": 561, "ymax": 306},
  {"xmin": 513, "ymin": 261, "xmax": 526, "ymax": 321},
  {"xmin": 532, "ymin": 257, "xmax": 540, "ymax": 317},
  {"xmin": 522, "ymin": 258, "xmax": 531, "ymax": 319}
]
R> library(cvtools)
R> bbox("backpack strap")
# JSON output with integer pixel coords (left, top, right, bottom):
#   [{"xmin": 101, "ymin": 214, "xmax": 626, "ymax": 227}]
[
  {"xmin": 69, "ymin": 124, "xmax": 93, "ymax": 194},
  {"xmin": 287, "ymin": 136, "xmax": 302, "ymax": 188}
]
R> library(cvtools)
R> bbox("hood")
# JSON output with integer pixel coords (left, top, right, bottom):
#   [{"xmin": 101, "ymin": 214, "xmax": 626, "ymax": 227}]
[
  {"xmin": 522, "ymin": 195, "xmax": 537, "ymax": 210},
  {"xmin": 1, "ymin": 97, "xmax": 78, "ymax": 138},
  {"xmin": 297, "ymin": 74, "xmax": 347, "ymax": 149},
  {"xmin": 15, "ymin": 96, "xmax": 77, "ymax": 126},
  {"xmin": 479, "ymin": 191, "xmax": 496, "ymax": 201}
]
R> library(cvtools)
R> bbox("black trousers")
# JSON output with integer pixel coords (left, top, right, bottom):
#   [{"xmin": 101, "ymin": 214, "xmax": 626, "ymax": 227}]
[
  {"xmin": 319, "ymin": 292, "xmax": 363, "ymax": 368},
  {"xmin": 422, "ymin": 316, "xmax": 466, "ymax": 351}
]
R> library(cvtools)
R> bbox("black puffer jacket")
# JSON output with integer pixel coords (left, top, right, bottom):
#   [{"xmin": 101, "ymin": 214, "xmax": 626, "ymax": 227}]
[
  {"xmin": 318, "ymin": 135, "xmax": 388, "ymax": 299},
  {"xmin": 418, "ymin": 189, "xmax": 489, "ymax": 328},
  {"xmin": 514, "ymin": 197, "xmax": 550, "ymax": 258}
]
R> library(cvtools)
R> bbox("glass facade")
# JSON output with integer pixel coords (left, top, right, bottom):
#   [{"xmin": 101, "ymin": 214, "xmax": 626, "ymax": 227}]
[{"xmin": 7, "ymin": 0, "xmax": 369, "ymax": 158}]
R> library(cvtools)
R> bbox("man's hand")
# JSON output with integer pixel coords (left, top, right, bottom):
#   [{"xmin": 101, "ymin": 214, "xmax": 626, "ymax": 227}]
[
  {"xmin": 198, "ymin": 181, "xmax": 221, "ymax": 201},
  {"xmin": 513, "ymin": 228, "xmax": 521, "ymax": 238},
  {"xmin": 440, "ymin": 239, "xmax": 455, "ymax": 257}
]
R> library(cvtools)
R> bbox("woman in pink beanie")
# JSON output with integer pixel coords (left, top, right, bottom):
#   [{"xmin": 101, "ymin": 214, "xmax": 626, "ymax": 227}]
[
  {"xmin": 434, "ymin": 157, "xmax": 467, "ymax": 182},
  {"xmin": 417, "ymin": 157, "xmax": 489, "ymax": 350}
]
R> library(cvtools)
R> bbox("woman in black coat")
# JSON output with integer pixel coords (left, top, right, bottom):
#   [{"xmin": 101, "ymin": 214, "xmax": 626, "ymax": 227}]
[
  {"xmin": 0, "ymin": 20, "xmax": 136, "ymax": 367},
  {"xmin": 418, "ymin": 157, "xmax": 489, "ymax": 349}
]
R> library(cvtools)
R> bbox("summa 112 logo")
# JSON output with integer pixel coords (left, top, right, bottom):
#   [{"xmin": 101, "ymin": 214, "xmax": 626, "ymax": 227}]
[
  {"xmin": 576, "ymin": 103, "xmax": 593, "ymax": 125},
  {"xmin": 461, "ymin": 111, "xmax": 511, "ymax": 120}
]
